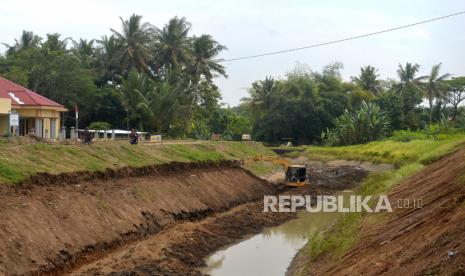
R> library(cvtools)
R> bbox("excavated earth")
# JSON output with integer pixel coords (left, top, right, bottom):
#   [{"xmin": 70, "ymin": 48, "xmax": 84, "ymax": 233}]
[
  {"xmin": 70, "ymin": 163, "xmax": 368, "ymax": 275},
  {"xmin": 0, "ymin": 160, "xmax": 273, "ymax": 275},
  {"xmin": 0, "ymin": 159, "xmax": 369, "ymax": 275},
  {"xmin": 293, "ymin": 146, "xmax": 465, "ymax": 276}
]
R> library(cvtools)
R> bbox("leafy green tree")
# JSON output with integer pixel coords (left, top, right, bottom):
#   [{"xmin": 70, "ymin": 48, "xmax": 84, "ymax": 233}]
[
  {"xmin": 444, "ymin": 77, "xmax": 465, "ymax": 122},
  {"xmin": 224, "ymin": 114, "xmax": 252, "ymax": 140},
  {"xmin": 252, "ymin": 73, "xmax": 322, "ymax": 145},
  {"xmin": 376, "ymin": 90, "xmax": 404, "ymax": 130},
  {"xmin": 83, "ymin": 87, "xmax": 126, "ymax": 129}
]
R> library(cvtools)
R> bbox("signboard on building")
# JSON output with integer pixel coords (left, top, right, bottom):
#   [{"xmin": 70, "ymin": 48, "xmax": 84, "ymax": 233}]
[
  {"xmin": 242, "ymin": 134, "xmax": 251, "ymax": 141},
  {"xmin": 9, "ymin": 112, "xmax": 19, "ymax": 127},
  {"xmin": 151, "ymin": 134, "xmax": 162, "ymax": 143}
]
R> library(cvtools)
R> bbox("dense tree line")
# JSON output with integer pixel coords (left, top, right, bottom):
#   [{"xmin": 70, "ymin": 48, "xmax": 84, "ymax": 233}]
[
  {"xmin": 0, "ymin": 14, "xmax": 232, "ymax": 138},
  {"xmin": 1, "ymin": 15, "xmax": 464, "ymax": 144},
  {"xmin": 240, "ymin": 62, "xmax": 465, "ymax": 145}
]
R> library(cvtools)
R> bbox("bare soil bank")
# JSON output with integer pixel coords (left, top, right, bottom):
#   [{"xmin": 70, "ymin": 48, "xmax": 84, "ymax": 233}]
[
  {"xmin": 0, "ymin": 161, "xmax": 274, "ymax": 275},
  {"xmin": 70, "ymin": 162, "xmax": 368, "ymax": 275},
  {"xmin": 300, "ymin": 146, "xmax": 465, "ymax": 275}
]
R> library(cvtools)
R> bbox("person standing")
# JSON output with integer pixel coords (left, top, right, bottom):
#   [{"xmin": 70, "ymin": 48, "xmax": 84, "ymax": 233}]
[
  {"xmin": 82, "ymin": 127, "xmax": 92, "ymax": 145},
  {"xmin": 129, "ymin": 128, "xmax": 139, "ymax": 145}
]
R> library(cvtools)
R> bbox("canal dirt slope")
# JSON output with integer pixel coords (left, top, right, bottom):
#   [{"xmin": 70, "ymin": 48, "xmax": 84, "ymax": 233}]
[
  {"xmin": 301, "ymin": 146, "xmax": 465, "ymax": 275},
  {"xmin": 70, "ymin": 162, "xmax": 369, "ymax": 275},
  {"xmin": 0, "ymin": 160, "xmax": 275, "ymax": 275}
]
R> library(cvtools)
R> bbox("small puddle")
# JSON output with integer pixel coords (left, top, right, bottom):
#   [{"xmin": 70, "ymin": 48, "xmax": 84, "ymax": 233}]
[{"xmin": 201, "ymin": 191, "xmax": 353, "ymax": 276}]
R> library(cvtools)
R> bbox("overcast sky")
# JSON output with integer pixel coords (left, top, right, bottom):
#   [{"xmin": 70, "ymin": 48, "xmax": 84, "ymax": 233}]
[{"xmin": 1, "ymin": 0, "xmax": 465, "ymax": 106}]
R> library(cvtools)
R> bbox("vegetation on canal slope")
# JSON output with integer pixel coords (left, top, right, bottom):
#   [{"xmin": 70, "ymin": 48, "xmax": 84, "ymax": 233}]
[{"xmin": 0, "ymin": 140, "xmax": 276, "ymax": 184}]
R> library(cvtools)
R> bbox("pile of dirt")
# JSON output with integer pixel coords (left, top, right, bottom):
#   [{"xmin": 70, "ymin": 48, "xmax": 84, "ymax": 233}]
[
  {"xmin": 304, "ymin": 146, "xmax": 465, "ymax": 275},
  {"xmin": 0, "ymin": 161, "xmax": 273, "ymax": 275}
]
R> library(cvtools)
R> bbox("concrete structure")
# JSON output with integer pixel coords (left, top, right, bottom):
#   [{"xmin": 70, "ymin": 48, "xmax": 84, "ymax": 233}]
[{"xmin": 0, "ymin": 77, "xmax": 67, "ymax": 139}]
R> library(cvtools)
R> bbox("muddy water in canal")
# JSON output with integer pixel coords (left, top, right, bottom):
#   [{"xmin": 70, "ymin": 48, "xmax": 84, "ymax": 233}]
[{"xmin": 201, "ymin": 191, "xmax": 353, "ymax": 276}]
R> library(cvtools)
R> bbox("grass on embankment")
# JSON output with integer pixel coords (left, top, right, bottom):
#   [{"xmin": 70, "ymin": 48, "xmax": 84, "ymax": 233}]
[
  {"xmin": 0, "ymin": 140, "xmax": 277, "ymax": 185},
  {"xmin": 287, "ymin": 133, "xmax": 465, "ymax": 168},
  {"xmin": 295, "ymin": 133, "xmax": 465, "ymax": 273}
]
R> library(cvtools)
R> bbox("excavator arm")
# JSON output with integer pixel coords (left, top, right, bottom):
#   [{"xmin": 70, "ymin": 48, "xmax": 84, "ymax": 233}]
[{"xmin": 251, "ymin": 155, "xmax": 290, "ymax": 170}]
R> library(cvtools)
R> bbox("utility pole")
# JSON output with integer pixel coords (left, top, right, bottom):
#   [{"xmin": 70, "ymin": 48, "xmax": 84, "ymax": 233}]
[{"xmin": 75, "ymin": 104, "xmax": 79, "ymax": 140}]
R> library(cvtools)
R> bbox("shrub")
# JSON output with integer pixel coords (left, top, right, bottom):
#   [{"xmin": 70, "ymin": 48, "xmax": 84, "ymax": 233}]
[
  {"xmin": 390, "ymin": 130, "xmax": 425, "ymax": 142},
  {"xmin": 88, "ymin": 121, "xmax": 112, "ymax": 130},
  {"xmin": 321, "ymin": 101, "xmax": 390, "ymax": 145}
]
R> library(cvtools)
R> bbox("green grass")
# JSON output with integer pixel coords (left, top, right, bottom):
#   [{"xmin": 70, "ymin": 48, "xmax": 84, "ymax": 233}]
[
  {"xmin": 287, "ymin": 133, "xmax": 465, "ymax": 168},
  {"xmin": 0, "ymin": 141, "xmax": 277, "ymax": 185},
  {"xmin": 304, "ymin": 213, "xmax": 362, "ymax": 260},
  {"xmin": 300, "ymin": 165, "xmax": 422, "ymax": 272},
  {"xmin": 298, "ymin": 133, "xmax": 465, "ymax": 273},
  {"xmin": 458, "ymin": 172, "xmax": 465, "ymax": 186},
  {"xmin": 359, "ymin": 162, "xmax": 424, "ymax": 196}
]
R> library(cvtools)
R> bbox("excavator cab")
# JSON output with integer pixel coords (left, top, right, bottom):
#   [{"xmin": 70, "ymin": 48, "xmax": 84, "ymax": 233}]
[
  {"xmin": 285, "ymin": 165, "xmax": 307, "ymax": 187},
  {"xmin": 247, "ymin": 155, "xmax": 308, "ymax": 187}
]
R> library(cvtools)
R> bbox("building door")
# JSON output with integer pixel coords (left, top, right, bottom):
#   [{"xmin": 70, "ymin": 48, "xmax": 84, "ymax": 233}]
[
  {"xmin": 35, "ymin": 118, "xmax": 43, "ymax": 138},
  {"xmin": 19, "ymin": 118, "xmax": 29, "ymax": 136},
  {"xmin": 50, "ymin": 118, "xmax": 56, "ymax": 140}
]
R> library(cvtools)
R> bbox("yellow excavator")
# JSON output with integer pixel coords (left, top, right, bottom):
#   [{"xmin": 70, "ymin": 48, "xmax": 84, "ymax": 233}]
[{"xmin": 245, "ymin": 155, "xmax": 307, "ymax": 187}]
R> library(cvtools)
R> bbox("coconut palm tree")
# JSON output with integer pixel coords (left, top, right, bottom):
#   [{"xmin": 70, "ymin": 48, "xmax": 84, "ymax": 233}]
[
  {"xmin": 397, "ymin": 62, "xmax": 420, "ymax": 85},
  {"xmin": 96, "ymin": 35, "xmax": 122, "ymax": 83},
  {"xmin": 71, "ymin": 38, "xmax": 96, "ymax": 66},
  {"xmin": 421, "ymin": 63, "xmax": 451, "ymax": 123},
  {"xmin": 147, "ymin": 81, "xmax": 183, "ymax": 133},
  {"xmin": 42, "ymin": 33, "xmax": 70, "ymax": 52},
  {"xmin": 154, "ymin": 17, "xmax": 191, "ymax": 72},
  {"xmin": 248, "ymin": 77, "xmax": 275, "ymax": 112},
  {"xmin": 189, "ymin": 34, "xmax": 227, "ymax": 83},
  {"xmin": 111, "ymin": 14, "xmax": 154, "ymax": 74},
  {"xmin": 352, "ymin": 65, "xmax": 380, "ymax": 94},
  {"xmin": 115, "ymin": 69, "xmax": 152, "ymax": 130},
  {"xmin": 2, "ymin": 30, "xmax": 41, "ymax": 55}
]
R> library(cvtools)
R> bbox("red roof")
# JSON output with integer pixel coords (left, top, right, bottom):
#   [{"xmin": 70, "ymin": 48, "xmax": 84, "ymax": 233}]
[{"xmin": 0, "ymin": 76, "xmax": 65, "ymax": 108}]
